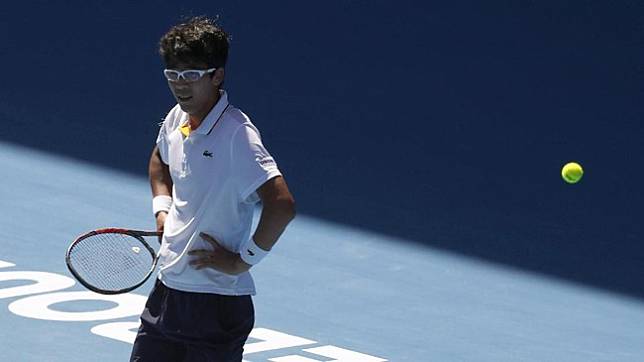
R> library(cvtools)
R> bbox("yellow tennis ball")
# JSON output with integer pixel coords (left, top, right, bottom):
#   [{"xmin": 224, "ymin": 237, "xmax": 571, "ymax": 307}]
[{"xmin": 562, "ymin": 162, "xmax": 583, "ymax": 184}]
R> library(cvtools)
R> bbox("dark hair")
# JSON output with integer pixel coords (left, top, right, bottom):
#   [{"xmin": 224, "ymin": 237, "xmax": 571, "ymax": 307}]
[{"xmin": 159, "ymin": 16, "xmax": 229, "ymax": 68}]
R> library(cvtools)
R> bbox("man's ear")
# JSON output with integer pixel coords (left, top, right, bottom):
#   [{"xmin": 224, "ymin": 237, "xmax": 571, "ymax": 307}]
[{"xmin": 212, "ymin": 68, "xmax": 225, "ymax": 87}]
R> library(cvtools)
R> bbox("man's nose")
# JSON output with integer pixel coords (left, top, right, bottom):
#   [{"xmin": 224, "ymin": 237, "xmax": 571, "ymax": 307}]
[{"xmin": 172, "ymin": 80, "xmax": 190, "ymax": 90}]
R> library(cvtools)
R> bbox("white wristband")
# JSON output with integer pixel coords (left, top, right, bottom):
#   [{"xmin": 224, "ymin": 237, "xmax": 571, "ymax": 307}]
[
  {"xmin": 240, "ymin": 238, "xmax": 269, "ymax": 265},
  {"xmin": 152, "ymin": 195, "xmax": 172, "ymax": 216}
]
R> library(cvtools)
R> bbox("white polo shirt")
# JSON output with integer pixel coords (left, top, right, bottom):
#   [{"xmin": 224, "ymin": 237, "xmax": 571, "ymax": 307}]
[{"xmin": 155, "ymin": 91, "xmax": 281, "ymax": 295}]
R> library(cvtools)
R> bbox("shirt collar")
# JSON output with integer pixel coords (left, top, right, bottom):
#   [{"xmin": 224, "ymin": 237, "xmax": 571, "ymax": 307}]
[{"xmin": 192, "ymin": 90, "xmax": 229, "ymax": 135}]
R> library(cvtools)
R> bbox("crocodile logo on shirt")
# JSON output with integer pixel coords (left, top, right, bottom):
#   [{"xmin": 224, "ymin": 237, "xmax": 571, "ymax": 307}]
[{"xmin": 203, "ymin": 150, "xmax": 213, "ymax": 158}]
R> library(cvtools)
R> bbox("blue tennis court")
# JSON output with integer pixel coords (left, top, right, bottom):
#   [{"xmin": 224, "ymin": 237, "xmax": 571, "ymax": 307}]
[{"xmin": 2, "ymin": 141, "xmax": 644, "ymax": 361}]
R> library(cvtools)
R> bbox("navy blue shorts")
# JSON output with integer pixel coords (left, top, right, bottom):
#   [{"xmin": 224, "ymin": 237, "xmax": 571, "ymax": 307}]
[{"xmin": 130, "ymin": 280, "xmax": 254, "ymax": 362}]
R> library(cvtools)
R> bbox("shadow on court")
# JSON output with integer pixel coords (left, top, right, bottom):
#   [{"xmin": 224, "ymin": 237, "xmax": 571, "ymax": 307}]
[{"xmin": 1, "ymin": 1, "xmax": 643, "ymax": 299}]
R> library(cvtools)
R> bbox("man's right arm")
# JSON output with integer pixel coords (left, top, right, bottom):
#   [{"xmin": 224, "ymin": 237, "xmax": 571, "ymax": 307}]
[{"xmin": 149, "ymin": 145, "xmax": 173, "ymax": 237}]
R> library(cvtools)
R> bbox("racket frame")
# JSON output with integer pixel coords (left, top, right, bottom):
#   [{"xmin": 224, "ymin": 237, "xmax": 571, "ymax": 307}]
[{"xmin": 65, "ymin": 228, "xmax": 161, "ymax": 295}]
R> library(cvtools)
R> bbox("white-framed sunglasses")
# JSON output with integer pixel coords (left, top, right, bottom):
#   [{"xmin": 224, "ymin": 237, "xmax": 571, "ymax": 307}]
[{"xmin": 163, "ymin": 68, "xmax": 216, "ymax": 82}]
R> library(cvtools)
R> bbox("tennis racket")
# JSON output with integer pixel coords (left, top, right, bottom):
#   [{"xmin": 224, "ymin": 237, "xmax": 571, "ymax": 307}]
[{"xmin": 65, "ymin": 228, "xmax": 161, "ymax": 295}]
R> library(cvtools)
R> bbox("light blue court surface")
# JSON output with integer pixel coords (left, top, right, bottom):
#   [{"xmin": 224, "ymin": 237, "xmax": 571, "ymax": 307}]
[{"xmin": 2, "ymin": 141, "xmax": 644, "ymax": 361}]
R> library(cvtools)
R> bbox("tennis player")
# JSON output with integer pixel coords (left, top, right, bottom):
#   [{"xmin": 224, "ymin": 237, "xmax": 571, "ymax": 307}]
[{"xmin": 130, "ymin": 17, "xmax": 296, "ymax": 361}]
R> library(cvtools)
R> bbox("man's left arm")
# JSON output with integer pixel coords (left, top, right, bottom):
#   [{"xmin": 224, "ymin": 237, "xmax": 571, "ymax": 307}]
[
  {"xmin": 251, "ymin": 175, "xmax": 296, "ymax": 252},
  {"xmin": 190, "ymin": 176, "xmax": 296, "ymax": 274}
]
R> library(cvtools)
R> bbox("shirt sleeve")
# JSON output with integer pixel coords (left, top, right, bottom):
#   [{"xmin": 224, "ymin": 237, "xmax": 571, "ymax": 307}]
[
  {"xmin": 231, "ymin": 124, "xmax": 282, "ymax": 203},
  {"xmin": 156, "ymin": 121, "xmax": 169, "ymax": 165}
]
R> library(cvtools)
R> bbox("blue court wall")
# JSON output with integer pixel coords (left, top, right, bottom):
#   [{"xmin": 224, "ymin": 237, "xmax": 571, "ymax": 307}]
[{"xmin": 1, "ymin": 1, "xmax": 643, "ymax": 298}]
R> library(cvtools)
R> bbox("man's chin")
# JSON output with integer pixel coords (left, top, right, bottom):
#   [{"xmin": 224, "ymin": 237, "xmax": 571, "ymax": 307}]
[{"xmin": 178, "ymin": 103, "xmax": 193, "ymax": 113}]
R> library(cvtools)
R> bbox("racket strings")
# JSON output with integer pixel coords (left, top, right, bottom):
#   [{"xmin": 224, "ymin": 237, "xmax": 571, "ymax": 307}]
[{"xmin": 69, "ymin": 233, "xmax": 154, "ymax": 292}]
